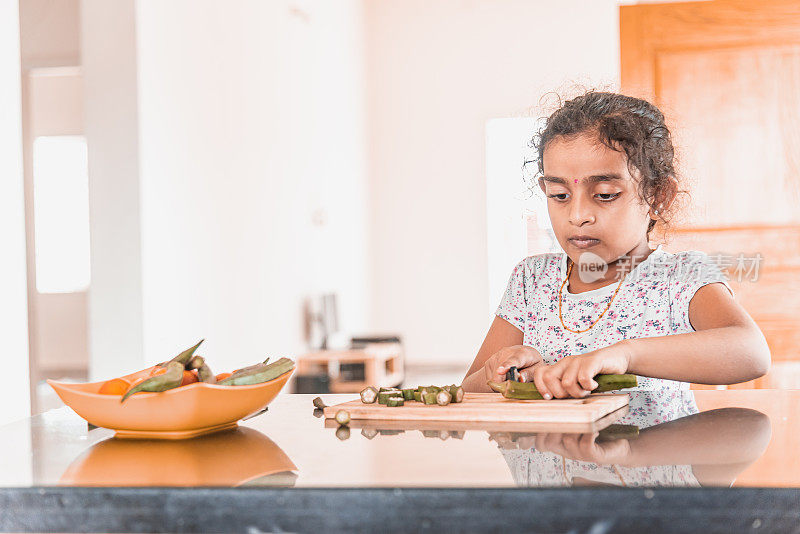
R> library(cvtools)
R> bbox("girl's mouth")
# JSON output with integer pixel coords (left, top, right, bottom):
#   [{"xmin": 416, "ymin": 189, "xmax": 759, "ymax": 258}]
[{"xmin": 568, "ymin": 237, "xmax": 600, "ymax": 249}]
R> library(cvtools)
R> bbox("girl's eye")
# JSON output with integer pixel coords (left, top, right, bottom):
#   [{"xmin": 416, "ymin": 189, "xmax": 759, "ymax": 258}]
[
  {"xmin": 546, "ymin": 193, "xmax": 569, "ymax": 201},
  {"xmin": 596, "ymin": 192, "xmax": 621, "ymax": 201}
]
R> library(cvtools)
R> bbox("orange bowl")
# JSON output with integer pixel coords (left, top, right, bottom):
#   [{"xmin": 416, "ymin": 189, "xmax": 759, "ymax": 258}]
[{"xmin": 47, "ymin": 367, "xmax": 293, "ymax": 439}]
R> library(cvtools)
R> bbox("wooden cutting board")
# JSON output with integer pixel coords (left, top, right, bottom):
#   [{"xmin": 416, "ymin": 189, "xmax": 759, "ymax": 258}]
[{"xmin": 323, "ymin": 393, "xmax": 628, "ymax": 424}]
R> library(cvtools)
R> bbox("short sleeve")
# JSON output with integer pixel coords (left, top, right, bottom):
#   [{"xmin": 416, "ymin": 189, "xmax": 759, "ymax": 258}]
[
  {"xmin": 669, "ymin": 251, "xmax": 735, "ymax": 332},
  {"xmin": 494, "ymin": 259, "xmax": 530, "ymax": 332}
]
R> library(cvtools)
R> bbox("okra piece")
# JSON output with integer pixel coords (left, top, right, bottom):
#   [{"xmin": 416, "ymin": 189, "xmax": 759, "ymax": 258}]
[
  {"xmin": 378, "ymin": 390, "xmax": 401, "ymax": 404},
  {"xmin": 360, "ymin": 386, "xmax": 378, "ymax": 404},
  {"xmin": 335, "ymin": 426, "xmax": 350, "ymax": 441},
  {"xmin": 312, "ymin": 397, "xmax": 327, "ymax": 409},
  {"xmin": 449, "ymin": 385, "xmax": 464, "ymax": 403},
  {"xmin": 401, "ymin": 388, "xmax": 415, "ymax": 400},
  {"xmin": 413, "ymin": 391, "xmax": 422, "ymax": 402},
  {"xmin": 487, "ymin": 373, "xmax": 638, "ymax": 399},
  {"xmin": 361, "ymin": 428, "xmax": 378, "ymax": 440},
  {"xmin": 438, "ymin": 430, "xmax": 450, "ymax": 441},
  {"xmin": 231, "ymin": 357, "xmax": 271, "ymax": 376},
  {"xmin": 593, "ymin": 374, "xmax": 638, "ymax": 392},
  {"xmin": 188, "ymin": 355, "xmax": 215, "ymax": 383},
  {"xmin": 160, "ymin": 339, "xmax": 204, "ymax": 368},
  {"xmin": 422, "ymin": 430, "xmax": 439, "ymax": 438},
  {"xmin": 436, "ymin": 390, "xmax": 451, "ymax": 406},
  {"xmin": 121, "ymin": 362, "xmax": 184, "ymax": 403},
  {"xmin": 312, "ymin": 408, "xmax": 324, "ymax": 419},
  {"xmin": 422, "ymin": 392, "xmax": 438, "ymax": 405},
  {"xmin": 378, "ymin": 429, "xmax": 404, "ymax": 436},
  {"xmin": 597, "ymin": 424, "xmax": 640, "ymax": 441},
  {"xmin": 217, "ymin": 358, "xmax": 295, "ymax": 386},
  {"xmin": 502, "ymin": 381, "xmax": 545, "ymax": 400},
  {"xmin": 487, "ymin": 381, "xmax": 505, "ymax": 394},
  {"xmin": 450, "ymin": 430, "xmax": 466, "ymax": 440},
  {"xmin": 386, "ymin": 397, "xmax": 405, "ymax": 407},
  {"xmin": 335, "ymin": 410, "xmax": 350, "ymax": 426}
]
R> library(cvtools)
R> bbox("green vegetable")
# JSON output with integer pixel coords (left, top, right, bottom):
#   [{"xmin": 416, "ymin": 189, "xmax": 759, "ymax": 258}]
[
  {"xmin": 401, "ymin": 388, "xmax": 415, "ymax": 400},
  {"xmin": 312, "ymin": 397, "xmax": 327, "ymax": 409},
  {"xmin": 121, "ymin": 362, "xmax": 184, "ymax": 403},
  {"xmin": 188, "ymin": 355, "xmax": 215, "ymax": 383},
  {"xmin": 231, "ymin": 357, "xmax": 271, "ymax": 376},
  {"xmin": 413, "ymin": 391, "xmax": 422, "ymax": 402},
  {"xmin": 386, "ymin": 397, "xmax": 404, "ymax": 407},
  {"xmin": 449, "ymin": 385, "xmax": 464, "ymax": 403},
  {"xmin": 423, "ymin": 392, "xmax": 438, "ymax": 405},
  {"xmin": 217, "ymin": 358, "xmax": 295, "ymax": 386},
  {"xmin": 360, "ymin": 387, "xmax": 378, "ymax": 404},
  {"xmin": 379, "ymin": 387, "xmax": 399, "ymax": 393},
  {"xmin": 335, "ymin": 410, "xmax": 350, "ymax": 426},
  {"xmin": 487, "ymin": 374, "xmax": 638, "ymax": 399},
  {"xmin": 361, "ymin": 428, "xmax": 378, "ymax": 440},
  {"xmin": 378, "ymin": 429, "xmax": 404, "ymax": 435},
  {"xmin": 597, "ymin": 424, "xmax": 640, "ymax": 441},
  {"xmin": 335, "ymin": 426, "xmax": 350, "ymax": 441},
  {"xmin": 487, "ymin": 381, "xmax": 505, "ymax": 393},
  {"xmin": 378, "ymin": 390, "xmax": 401, "ymax": 404},
  {"xmin": 436, "ymin": 390, "xmax": 451, "ymax": 406},
  {"xmin": 160, "ymin": 339, "xmax": 204, "ymax": 368}
]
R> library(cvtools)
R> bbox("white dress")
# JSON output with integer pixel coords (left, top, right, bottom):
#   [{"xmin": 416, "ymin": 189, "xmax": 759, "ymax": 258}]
[{"xmin": 494, "ymin": 245, "xmax": 733, "ymax": 391}]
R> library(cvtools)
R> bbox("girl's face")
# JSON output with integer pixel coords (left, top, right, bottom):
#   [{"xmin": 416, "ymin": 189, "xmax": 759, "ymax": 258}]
[{"xmin": 539, "ymin": 133, "xmax": 654, "ymax": 266}]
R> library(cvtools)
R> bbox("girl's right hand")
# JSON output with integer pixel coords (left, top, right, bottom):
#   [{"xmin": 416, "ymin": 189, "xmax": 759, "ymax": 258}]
[{"xmin": 483, "ymin": 345, "xmax": 545, "ymax": 384}]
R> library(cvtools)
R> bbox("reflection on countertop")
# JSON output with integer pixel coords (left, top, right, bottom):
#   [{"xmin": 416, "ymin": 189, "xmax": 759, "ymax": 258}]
[
  {"xmin": 60, "ymin": 426, "xmax": 297, "ymax": 487},
  {"xmin": 493, "ymin": 390, "xmax": 770, "ymax": 488},
  {"xmin": 1, "ymin": 389, "xmax": 795, "ymax": 489}
]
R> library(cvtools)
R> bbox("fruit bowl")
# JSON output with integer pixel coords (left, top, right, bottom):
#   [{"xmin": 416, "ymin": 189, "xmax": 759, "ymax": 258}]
[{"xmin": 48, "ymin": 366, "xmax": 293, "ymax": 439}]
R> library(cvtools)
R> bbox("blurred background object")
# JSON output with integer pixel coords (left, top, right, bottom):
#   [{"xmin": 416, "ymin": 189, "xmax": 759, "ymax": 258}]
[
  {"xmin": 304, "ymin": 293, "xmax": 341, "ymax": 351},
  {"xmin": 2, "ymin": 0, "xmax": 799, "ymax": 424}
]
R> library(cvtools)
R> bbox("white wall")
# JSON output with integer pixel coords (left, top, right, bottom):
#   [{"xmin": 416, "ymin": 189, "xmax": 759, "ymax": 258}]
[
  {"xmin": 365, "ymin": 0, "xmax": 620, "ymax": 367},
  {"xmin": 0, "ymin": 0, "xmax": 32, "ymax": 424},
  {"xmin": 82, "ymin": 0, "xmax": 145, "ymax": 380},
  {"xmin": 134, "ymin": 0, "xmax": 369, "ymax": 370}
]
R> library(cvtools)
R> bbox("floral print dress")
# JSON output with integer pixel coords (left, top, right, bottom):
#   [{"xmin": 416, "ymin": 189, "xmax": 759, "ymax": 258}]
[{"xmin": 495, "ymin": 245, "xmax": 732, "ymax": 391}]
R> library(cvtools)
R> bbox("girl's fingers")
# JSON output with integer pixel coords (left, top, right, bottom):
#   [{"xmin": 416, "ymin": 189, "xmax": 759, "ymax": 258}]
[
  {"xmin": 577, "ymin": 368, "xmax": 598, "ymax": 392},
  {"xmin": 496, "ymin": 350, "xmax": 540, "ymax": 374},
  {"xmin": 544, "ymin": 370, "xmax": 568, "ymax": 399},
  {"xmin": 561, "ymin": 362, "xmax": 588, "ymax": 398},
  {"xmin": 519, "ymin": 362, "xmax": 545, "ymax": 383},
  {"xmin": 532, "ymin": 366, "xmax": 552, "ymax": 400}
]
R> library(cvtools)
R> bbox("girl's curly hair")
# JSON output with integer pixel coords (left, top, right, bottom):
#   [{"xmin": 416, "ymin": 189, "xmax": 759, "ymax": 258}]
[{"xmin": 530, "ymin": 91, "xmax": 684, "ymax": 237}]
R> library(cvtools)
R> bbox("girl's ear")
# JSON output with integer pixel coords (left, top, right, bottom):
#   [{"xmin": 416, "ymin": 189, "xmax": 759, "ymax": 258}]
[{"xmin": 650, "ymin": 175, "xmax": 679, "ymax": 219}]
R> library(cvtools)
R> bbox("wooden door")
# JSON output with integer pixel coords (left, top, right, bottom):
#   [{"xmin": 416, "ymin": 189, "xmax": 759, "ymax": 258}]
[{"xmin": 621, "ymin": 0, "xmax": 800, "ymax": 389}]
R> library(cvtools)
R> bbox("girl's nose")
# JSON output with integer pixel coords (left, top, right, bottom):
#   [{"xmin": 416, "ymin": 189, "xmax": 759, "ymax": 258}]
[{"xmin": 568, "ymin": 195, "xmax": 596, "ymax": 226}]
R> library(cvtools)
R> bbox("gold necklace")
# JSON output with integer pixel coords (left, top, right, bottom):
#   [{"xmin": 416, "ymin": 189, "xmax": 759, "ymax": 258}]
[{"xmin": 558, "ymin": 257, "xmax": 627, "ymax": 334}]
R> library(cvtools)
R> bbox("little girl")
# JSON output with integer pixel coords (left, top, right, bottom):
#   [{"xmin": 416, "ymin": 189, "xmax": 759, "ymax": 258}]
[{"xmin": 463, "ymin": 91, "xmax": 770, "ymax": 397}]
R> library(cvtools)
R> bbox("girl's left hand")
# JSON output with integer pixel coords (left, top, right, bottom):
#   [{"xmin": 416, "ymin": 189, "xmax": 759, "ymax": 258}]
[{"xmin": 531, "ymin": 342, "xmax": 633, "ymax": 399}]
